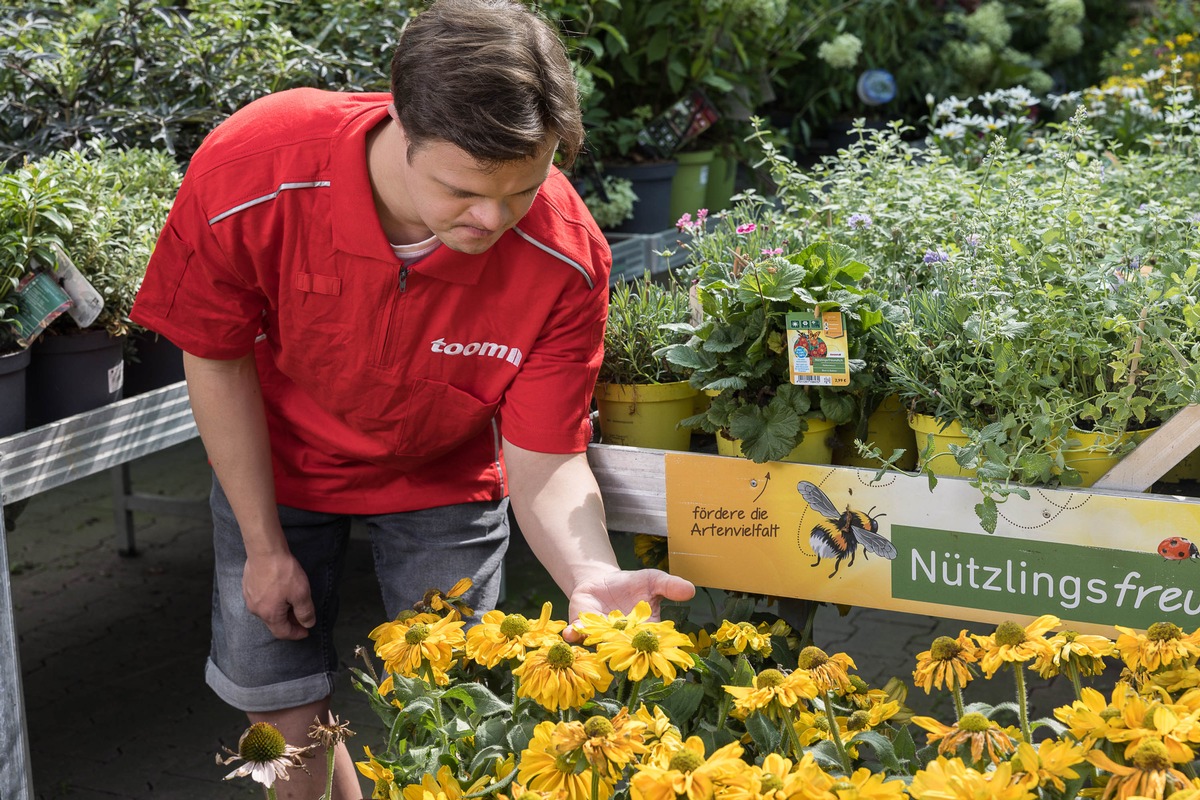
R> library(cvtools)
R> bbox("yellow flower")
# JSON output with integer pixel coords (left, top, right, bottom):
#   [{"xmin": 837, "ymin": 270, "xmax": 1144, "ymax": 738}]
[
  {"xmin": 909, "ymin": 757, "xmax": 1035, "ymax": 800},
  {"xmin": 634, "ymin": 703, "xmax": 684, "ymax": 768},
  {"xmin": 630, "ymin": 737, "xmax": 750, "ymax": 800},
  {"xmin": 401, "ymin": 765, "xmax": 475, "ymax": 800},
  {"xmin": 724, "ymin": 668, "xmax": 817, "ymax": 719},
  {"xmin": 1088, "ymin": 738, "xmax": 1191, "ymax": 800},
  {"xmin": 780, "ymin": 751, "xmax": 836, "ymax": 799},
  {"xmin": 518, "ymin": 721, "xmax": 612, "ymax": 800},
  {"xmin": 415, "ymin": 577, "xmax": 475, "ymax": 620},
  {"xmin": 633, "ymin": 533, "xmax": 670, "ymax": 571},
  {"xmin": 797, "ymin": 646, "xmax": 855, "ymax": 695},
  {"xmin": 370, "ymin": 613, "xmax": 464, "ymax": 679},
  {"xmin": 466, "ymin": 602, "xmax": 566, "ymax": 668},
  {"xmin": 688, "ymin": 628, "xmax": 714, "ymax": 657},
  {"xmin": 356, "ymin": 746, "xmax": 403, "ymax": 800},
  {"xmin": 596, "ymin": 615, "xmax": 695, "ymax": 682},
  {"xmin": 1011, "ymin": 739, "xmax": 1087, "ymax": 792},
  {"xmin": 913, "ymin": 631, "xmax": 979, "ymax": 692},
  {"xmin": 550, "ymin": 710, "xmax": 647, "ymax": 779},
  {"xmin": 497, "ymin": 781, "xmax": 566, "ymax": 800},
  {"xmin": 973, "ymin": 616, "xmax": 1059, "ymax": 678},
  {"xmin": 1115, "ymin": 623, "xmax": 1200, "ymax": 674},
  {"xmin": 843, "ymin": 675, "xmax": 889, "ymax": 709},
  {"xmin": 513, "ymin": 639, "xmax": 613, "ymax": 712},
  {"xmin": 1109, "ymin": 692, "xmax": 1197, "ymax": 763},
  {"xmin": 1131, "ymin": 47, "xmax": 1145, "ymax": 57},
  {"xmin": 912, "ymin": 712, "xmax": 1017, "ymax": 765},
  {"xmin": 1178, "ymin": 33, "xmax": 1195, "ymax": 46},
  {"xmin": 832, "ymin": 768, "xmax": 909, "ymax": 800},
  {"xmin": 1033, "ymin": 629, "xmax": 1114, "ymax": 678},
  {"xmin": 577, "ymin": 603, "xmax": 654, "ymax": 645},
  {"xmin": 1054, "ymin": 684, "xmax": 1136, "ymax": 745},
  {"xmin": 713, "ymin": 620, "xmax": 773, "ymax": 657},
  {"xmin": 1150, "ymin": 667, "xmax": 1200, "ymax": 694}
]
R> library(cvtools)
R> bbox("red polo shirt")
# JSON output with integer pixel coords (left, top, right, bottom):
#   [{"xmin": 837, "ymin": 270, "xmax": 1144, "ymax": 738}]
[{"xmin": 131, "ymin": 89, "xmax": 610, "ymax": 514}]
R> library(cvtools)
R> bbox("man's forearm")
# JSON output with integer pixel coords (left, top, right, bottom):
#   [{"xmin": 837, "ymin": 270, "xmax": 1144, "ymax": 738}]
[
  {"xmin": 502, "ymin": 438, "xmax": 622, "ymax": 598},
  {"xmin": 183, "ymin": 351, "xmax": 286, "ymax": 555}
]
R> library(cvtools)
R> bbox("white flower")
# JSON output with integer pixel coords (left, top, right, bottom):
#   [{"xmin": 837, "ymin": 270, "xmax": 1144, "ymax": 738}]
[
  {"xmin": 1141, "ymin": 68, "xmax": 1166, "ymax": 82},
  {"xmin": 1166, "ymin": 108, "xmax": 1197, "ymax": 124},
  {"xmin": 217, "ymin": 722, "xmax": 314, "ymax": 789},
  {"xmin": 933, "ymin": 122, "xmax": 967, "ymax": 140}
]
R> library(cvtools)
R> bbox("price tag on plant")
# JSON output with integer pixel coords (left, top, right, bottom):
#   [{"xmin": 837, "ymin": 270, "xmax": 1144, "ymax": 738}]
[
  {"xmin": 786, "ymin": 310, "xmax": 849, "ymax": 386},
  {"xmin": 8, "ymin": 271, "xmax": 73, "ymax": 348}
]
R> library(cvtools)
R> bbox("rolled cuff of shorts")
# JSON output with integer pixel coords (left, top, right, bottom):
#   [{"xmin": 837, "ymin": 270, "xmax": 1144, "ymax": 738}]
[{"xmin": 205, "ymin": 657, "xmax": 335, "ymax": 713}]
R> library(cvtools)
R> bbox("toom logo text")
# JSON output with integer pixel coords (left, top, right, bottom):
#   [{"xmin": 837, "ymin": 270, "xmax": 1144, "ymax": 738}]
[{"xmin": 891, "ymin": 525, "xmax": 1200, "ymax": 630}]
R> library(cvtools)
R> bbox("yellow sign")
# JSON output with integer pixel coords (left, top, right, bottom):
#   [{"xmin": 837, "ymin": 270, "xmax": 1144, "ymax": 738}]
[{"xmin": 665, "ymin": 453, "xmax": 1200, "ymax": 635}]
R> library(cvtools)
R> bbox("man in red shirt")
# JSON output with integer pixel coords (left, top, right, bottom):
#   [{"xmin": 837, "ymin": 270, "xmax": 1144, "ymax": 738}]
[{"xmin": 131, "ymin": 1, "xmax": 694, "ymax": 796}]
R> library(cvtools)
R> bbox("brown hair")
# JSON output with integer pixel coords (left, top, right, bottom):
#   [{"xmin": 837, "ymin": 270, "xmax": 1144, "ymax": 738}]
[{"xmin": 390, "ymin": 0, "xmax": 584, "ymax": 169}]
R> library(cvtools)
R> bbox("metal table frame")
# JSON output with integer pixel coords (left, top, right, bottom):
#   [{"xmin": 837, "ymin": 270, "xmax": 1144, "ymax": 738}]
[{"xmin": 0, "ymin": 383, "xmax": 197, "ymax": 800}]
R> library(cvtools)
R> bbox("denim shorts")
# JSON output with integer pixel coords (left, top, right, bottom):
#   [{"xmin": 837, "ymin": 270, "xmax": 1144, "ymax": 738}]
[{"xmin": 204, "ymin": 476, "xmax": 509, "ymax": 712}]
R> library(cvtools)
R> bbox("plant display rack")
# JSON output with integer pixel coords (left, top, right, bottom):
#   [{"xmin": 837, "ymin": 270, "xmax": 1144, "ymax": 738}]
[
  {"xmin": 2, "ymin": 392, "xmax": 1199, "ymax": 798},
  {"xmin": 607, "ymin": 228, "xmax": 692, "ymax": 284}
]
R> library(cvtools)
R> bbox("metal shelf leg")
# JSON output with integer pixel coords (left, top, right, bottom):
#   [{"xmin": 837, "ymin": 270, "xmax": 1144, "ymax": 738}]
[{"xmin": 0, "ymin": 472, "xmax": 34, "ymax": 800}]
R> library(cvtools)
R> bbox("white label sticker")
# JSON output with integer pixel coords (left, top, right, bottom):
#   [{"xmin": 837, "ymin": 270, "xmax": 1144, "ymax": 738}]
[
  {"xmin": 108, "ymin": 361, "xmax": 124, "ymax": 395},
  {"xmin": 698, "ymin": 165, "xmax": 710, "ymax": 186}
]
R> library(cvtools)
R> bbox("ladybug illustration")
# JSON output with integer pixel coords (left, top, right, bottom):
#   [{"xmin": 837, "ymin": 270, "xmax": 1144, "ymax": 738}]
[{"xmin": 1158, "ymin": 536, "xmax": 1200, "ymax": 561}]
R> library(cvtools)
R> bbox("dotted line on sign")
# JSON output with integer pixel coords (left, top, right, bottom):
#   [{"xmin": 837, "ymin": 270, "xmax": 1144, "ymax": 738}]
[
  {"xmin": 996, "ymin": 492, "xmax": 1092, "ymax": 530},
  {"xmin": 854, "ymin": 471, "xmax": 899, "ymax": 488},
  {"xmin": 796, "ymin": 468, "xmax": 838, "ymax": 556}
]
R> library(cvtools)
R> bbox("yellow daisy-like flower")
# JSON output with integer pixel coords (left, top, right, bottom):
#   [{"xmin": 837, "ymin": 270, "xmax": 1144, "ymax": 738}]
[
  {"xmin": 465, "ymin": 602, "xmax": 566, "ymax": 668},
  {"xmin": 497, "ymin": 781, "xmax": 567, "ymax": 800},
  {"xmin": 779, "ymin": 751, "xmax": 835, "ymax": 799},
  {"xmin": 910, "ymin": 757, "xmax": 1035, "ymax": 800},
  {"xmin": 830, "ymin": 767, "xmax": 910, "ymax": 800},
  {"xmin": 724, "ymin": 668, "xmax": 817, "ymax": 720},
  {"xmin": 356, "ymin": 746, "xmax": 402, "ymax": 800},
  {"xmin": 843, "ymin": 674, "xmax": 888, "ymax": 709},
  {"xmin": 401, "ymin": 765, "xmax": 477, "ymax": 800},
  {"xmin": 713, "ymin": 620, "xmax": 773, "ymax": 657},
  {"xmin": 797, "ymin": 645, "xmax": 855, "ymax": 695},
  {"xmin": 973, "ymin": 615, "xmax": 1060, "ymax": 678},
  {"xmin": 371, "ymin": 612, "xmax": 464, "ymax": 679},
  {"xmin": 576, "ymin": 602, "xmax": 654, "ymax": 645},
  {"xmin": 1115, "ymin": 623, "xmax": 1200, "ymax": 675},
  {"xmin": 1010, "ymin": 739, "xmax": 1087, "ymax": 792},
  {"xmin": 1089, "ymin": 738, "xmax": 1192, "ymax": 800},
  {"xmin": 913, "ymin": 631, "xmax": 979, "ymax": 693},
  {"xmin": 634, "ymin": 703, "xmax": 684, "ymax": 768},
  {"xmin": 1147, "ymin": 667, "xmax": 1200, "ymax": 694},
  {"xmin": 518, "ymin": 721, "xmax": 612, "ymax": 800},
  {"xmin": 551, "ymin": 709, "xmax": 647, "ymax": 779},
  {"xmin": 596, "ymin": 614, "xmax": 695, "ymax": 682},
  {"xmin": 512, "ymin": 639, "xmax": 614, "ymax": 712},
  {"xmin": 629, "ymin": 737, "xmax": 750, "ymax": 800},
  {"xmin": 415, "ymin": 577, "xmax": 475, "ymax": 620},
  {"xmin": 633, "ymin": 533, "xmax": 670, "ymax": 571},
  {"xmin": 1054, "ymin": 684, "xmax": 1136, "ymax": 745},
  {"xmin": 1108, "ymin": 692, "xmax": 1197, "ymax": 763},
  {"xmin": 1033, "ymin": 629, "xmax": 1115, "ymax": 679},
  {"xmin": 687, "ymin": 628, "xmax": 714, "ymax": 657},
  {"xmin": 912, "ymin": 712, "xmax": 1017, "ymax": 766}
]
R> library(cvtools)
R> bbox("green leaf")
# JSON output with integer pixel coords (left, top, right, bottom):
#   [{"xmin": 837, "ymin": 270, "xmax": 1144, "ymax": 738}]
[
  {"xmin": 892, "ymin": 723, "xmax": 918, "ymax": 767},
  {"xmin": 853, "ymin": 730, "xmax": 903, "ymax": 772},
  {"xmin": 975, "ymin": 496, "xmax": 998, "ymax": 534},
  {"xmin": 745, "ymin": 711, "xmax": 783, "ymax": 755},
  {"xmin": 730, "ymin": 402, "xmax": 802, "ymax": 463},
  {"xmin": 658, "ymin": 680, "xmax": 705, "ymax": 722},
  {"xmin": 442, "ymin": 683, "xmax": 510, "ymax": 718}
]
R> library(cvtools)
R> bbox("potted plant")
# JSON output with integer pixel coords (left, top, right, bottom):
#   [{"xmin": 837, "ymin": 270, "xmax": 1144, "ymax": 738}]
[
  {"xmin": 594, "ymin": 273, "xmax": 697, "ymax": 451},
  {"xmin": 662, "ymin": 196, "xmax": 882, "ymax": 465}
]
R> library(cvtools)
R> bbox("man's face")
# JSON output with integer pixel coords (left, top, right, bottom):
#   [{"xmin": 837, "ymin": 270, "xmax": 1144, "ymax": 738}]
[{"xmin": 400, "ymin": 133, "xmax": 557, "ymax": 255}]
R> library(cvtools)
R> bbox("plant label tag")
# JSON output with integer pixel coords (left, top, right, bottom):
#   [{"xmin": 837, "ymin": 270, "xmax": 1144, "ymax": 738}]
[
  {"xmin": 8, "ymin": 271, "xmax": 73, "ymax": 348},
  {"xmin": 54, "ymin": 246, "xmax": 104, "ymax": 329},
  {"xmin": 786, "ymin": 310, "xmax": 850, "ymax": 387},
  {"xmin": 107, "ymin": 361, "xmax": 124, "ymax": 395}
]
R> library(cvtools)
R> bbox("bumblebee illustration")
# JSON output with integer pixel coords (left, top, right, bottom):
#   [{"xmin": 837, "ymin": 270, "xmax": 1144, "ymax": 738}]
[{"xmin": 797, "ymin": 481, "xmax": 896, "ymax": 578}]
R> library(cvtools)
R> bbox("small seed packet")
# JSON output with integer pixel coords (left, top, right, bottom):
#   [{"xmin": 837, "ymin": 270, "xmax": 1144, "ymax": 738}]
[{"xmin": 787, "ymin": 310, "xmax": 850, "ymax": 386}]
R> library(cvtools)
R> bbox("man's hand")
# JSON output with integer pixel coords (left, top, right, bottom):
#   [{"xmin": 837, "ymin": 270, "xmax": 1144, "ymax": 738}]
[
  {"xmin": 243, "ymin": 551, "xmax": 317, "ymax": 640},
  {"xmin": 567, "ymin": 568, "xmax": 695, "ymax": 638}
]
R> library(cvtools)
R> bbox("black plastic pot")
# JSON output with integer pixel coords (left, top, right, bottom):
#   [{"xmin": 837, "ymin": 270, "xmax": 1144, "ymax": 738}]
[
  {"xmin": 124, "ymin": 331, "xmax": 185, "ymax": 396},
  {"xmin": 26, "ymin": 329, "xmax": 125, "ymax": 428},
  {"xmin": 605, "ymin": 160, "xmax": 679, "ymax": 235},
  {"xmin": 0, "ymin": 347, "xmax": 32, "ymax": 437}
]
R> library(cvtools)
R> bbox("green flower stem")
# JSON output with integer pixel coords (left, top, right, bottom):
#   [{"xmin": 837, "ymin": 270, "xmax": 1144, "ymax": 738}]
[
  {"xmin": 627, "ymin": 679, "xmax": 643, "ymax": 712},
  {"xmin": 1066, "ymin": 661, "xmax": 1084, "ymax": 702},
  {"xmin": 823, "ymin": 691, "xmax": 853, "ymax": 775},
  {"xmin": 1185, "ymin": 762, "xmax": 1199, "ymax": 782},
  {"xmin": 1012, "ymin": 663, "xmax": 1031, "ymax": 743},
  {"xmin": 267, "ymin": 786, "xmax": 278, "ymax": 800},
  {"xmin": 951, "ymin": 682, "xmax": 965, "ymax": 721},
  {"xmin": 591, "ymin": 764, "xmax": 602, "ymax": 800},
  {"xmin": 422, "ymin": 664, "xmax": 451, "ymax": 752},
  {"xmin": 512, "ymin": 673, "xmax": 522, "ymax": 719},
  {"xmin": 781, "ymin": 707, "xmax": 804, "ymax": 762},
  {"xmin": 321, "ymin": 741, "xmax": 336, "ymax": 800}
]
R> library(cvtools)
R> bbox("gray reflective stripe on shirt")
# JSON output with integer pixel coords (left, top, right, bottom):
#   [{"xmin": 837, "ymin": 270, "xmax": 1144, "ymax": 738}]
[
  {"xmin": 512, "ymin": 227, "xmax": 594, "ymax": 290},
  {"xmin": 207, "ymin": 181, "xmax": 332, "ymax": 225}
]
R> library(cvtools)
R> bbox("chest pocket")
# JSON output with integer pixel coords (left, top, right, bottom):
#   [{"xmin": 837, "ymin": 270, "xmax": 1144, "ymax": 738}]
[
  {"xmin": 295, "ymin": 273, "xmax": 342, "ymax": 295},
  {"xmin": 394, "ymin": 379, "xmax": 500, "ymax": 461}
]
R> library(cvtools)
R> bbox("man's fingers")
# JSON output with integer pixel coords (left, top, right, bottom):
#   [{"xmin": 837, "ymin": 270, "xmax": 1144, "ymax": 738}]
[{"xmin": 290, "ymin": 593, "xmax": 318, "ymax": 629}]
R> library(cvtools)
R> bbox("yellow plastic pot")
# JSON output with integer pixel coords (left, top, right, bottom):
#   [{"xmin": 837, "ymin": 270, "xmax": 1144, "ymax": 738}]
[
  {"xmin": 835, "ymin": 394, "xmax": 917, "ymax": 470},
  {"xmin": 594, "ymin": 381, "xmax": 698, "ymax": 451},
  {"xmin": 1060, "ymin": 426, "xmax": 1157, "ymax": 488},
  {"xmin": 716, "ymin": 416, "xmax": 837, "ymax": 464},
  {"xmin": 908, "ymin": 414, "xmax": 976, "ymax": 478}
]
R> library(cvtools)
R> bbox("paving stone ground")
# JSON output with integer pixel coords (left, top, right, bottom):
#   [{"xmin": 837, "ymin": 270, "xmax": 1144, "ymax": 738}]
[{"xmin": 7, "ymin": 437, "xmax": 1116, "ymax": 799}]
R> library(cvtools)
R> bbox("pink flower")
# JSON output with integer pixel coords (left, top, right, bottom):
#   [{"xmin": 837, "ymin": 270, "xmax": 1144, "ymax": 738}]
[
  {"xmin": 736, "ymin": 223, "xmax": 757, "ymax": 234},
  {"xmin": 697, "ymin": 208, "xmax": 709, "ymax": 220},
  {"xmin": 676, "ymin": 212, "xmax": 693, "ymax": 231},
  {"xmin": 761, "ymin": 247, "xmax": 784, "ymax": 256}
]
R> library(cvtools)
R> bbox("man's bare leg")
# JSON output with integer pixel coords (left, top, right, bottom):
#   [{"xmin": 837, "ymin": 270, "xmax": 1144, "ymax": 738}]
[{"xmin": 248, "ymin": 698, "xmax": 363, "ymax": 800}]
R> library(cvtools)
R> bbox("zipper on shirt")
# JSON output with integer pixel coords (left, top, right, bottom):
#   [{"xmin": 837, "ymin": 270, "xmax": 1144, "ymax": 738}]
[{"xmin": 373, "ymin": 264, "xmax": 410, "ymax": 367}]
